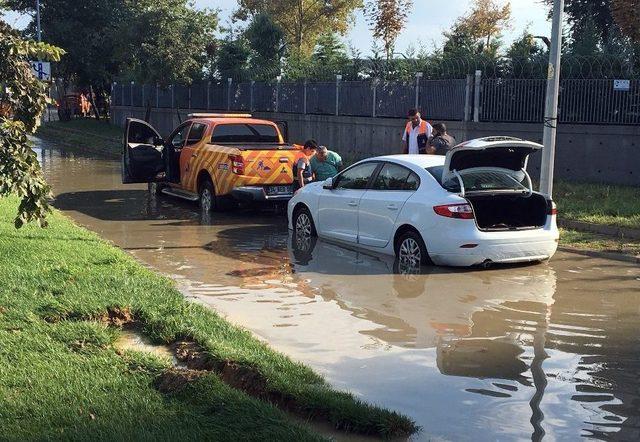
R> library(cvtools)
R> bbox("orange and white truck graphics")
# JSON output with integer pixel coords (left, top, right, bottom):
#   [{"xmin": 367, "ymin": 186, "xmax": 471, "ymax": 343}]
[{"xmin": 122, "ymin": 114, "xmax": 306, "ymax": 208}]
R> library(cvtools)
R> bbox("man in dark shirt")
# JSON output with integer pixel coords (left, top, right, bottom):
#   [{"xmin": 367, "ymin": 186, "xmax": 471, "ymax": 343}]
[{"xmin": 428, "ymin": 123, "xmax": 456, "ymax": 155}]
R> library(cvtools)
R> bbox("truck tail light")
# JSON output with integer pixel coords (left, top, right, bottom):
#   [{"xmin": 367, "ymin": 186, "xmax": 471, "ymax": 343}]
[
  {"xmin": 229, "ymin": 154, "xmax": 244, "ymax": 175},
  {"xmin": 433, "ymin": 203, "xmax": 475, "ymax": 219},
  {"xmin": 548, "ymin": 200, "xmax": 558, "ymax": 215}
]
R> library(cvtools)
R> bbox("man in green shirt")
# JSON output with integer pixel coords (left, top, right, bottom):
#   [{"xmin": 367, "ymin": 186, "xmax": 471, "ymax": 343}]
[{"xmin": 310, "ymin": 146, "xmax": 343, "ymax": 182}]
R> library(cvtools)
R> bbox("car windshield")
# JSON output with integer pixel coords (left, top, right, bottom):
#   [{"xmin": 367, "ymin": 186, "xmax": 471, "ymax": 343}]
[
  {"xmin": 211, "ymin": 124, "xmax": 280, "ymax": 143},
  {"xmin": 427, "ymin": 166, "xmax": 527, "ymax": 192}
]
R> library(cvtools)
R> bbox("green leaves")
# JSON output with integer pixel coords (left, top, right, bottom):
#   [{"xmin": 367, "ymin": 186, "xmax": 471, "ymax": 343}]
[{"xmin": 0, "ymin": 21, "xmax": 58, "ymax": 228}]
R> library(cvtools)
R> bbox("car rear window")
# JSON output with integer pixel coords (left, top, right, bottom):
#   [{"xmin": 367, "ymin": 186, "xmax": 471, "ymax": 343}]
[
  {"xmin": 427, "ymin": 166, "xmax": 526, "ymax": 192},
  {"xmin": 211, "ymin": 124, "xmax": 279, "ymax": 143}
]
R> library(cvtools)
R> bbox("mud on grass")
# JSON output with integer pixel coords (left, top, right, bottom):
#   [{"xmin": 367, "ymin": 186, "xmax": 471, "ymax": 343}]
[{"xmin": 0, "ymin": 196, "xmax": 418, "ymax": 439}]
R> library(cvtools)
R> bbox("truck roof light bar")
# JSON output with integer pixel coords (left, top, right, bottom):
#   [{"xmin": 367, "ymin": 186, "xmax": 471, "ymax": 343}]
[{"xmin": 187, "ymin": 113, "xmax": 253, "ymax": 118}]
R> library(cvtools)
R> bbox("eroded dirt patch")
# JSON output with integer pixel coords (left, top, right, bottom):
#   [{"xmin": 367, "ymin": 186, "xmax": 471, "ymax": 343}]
[
  {"xmin": 155, "ymin": 368, "xmax": 208, "ymax": 394},
  {"xmin": 99, "ymin": 306, "xmax": 134, "ymax": 327}
]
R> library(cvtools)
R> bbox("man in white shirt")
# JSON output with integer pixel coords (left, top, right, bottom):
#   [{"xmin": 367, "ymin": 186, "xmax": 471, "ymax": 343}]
[{"xmin": 401, "ymin": 108, "xmax": 433, "ymax": 154}]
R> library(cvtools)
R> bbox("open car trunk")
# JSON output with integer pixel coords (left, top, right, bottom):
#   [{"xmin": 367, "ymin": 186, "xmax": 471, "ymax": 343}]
[{"xmin": 466, "ymin": 192, "xmax": 548, "ymax": 231}]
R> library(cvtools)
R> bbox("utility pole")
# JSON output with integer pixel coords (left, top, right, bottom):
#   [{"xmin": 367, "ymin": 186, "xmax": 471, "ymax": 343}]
[
  {"xmin": 539, "ymin": 0, "xmax": 564, "ymax": 197},
  {"xmin": 36, "ymin": 0, "xmax": 42, "ymax": 42}
]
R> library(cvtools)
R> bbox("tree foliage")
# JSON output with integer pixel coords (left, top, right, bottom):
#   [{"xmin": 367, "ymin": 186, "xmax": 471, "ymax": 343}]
[
  {"xmin": 365, "ymin": 0, "xmax": 413, "ymax": 60},
  {"xmin": 117, "ymin": 0, "xmax": 217, "ymax": 85},
  {"xmin": 5, "ymin": 0, "xmax": 218, "ymax": 87},
  {"xmin": 443, "ymin": 0, "xmax": 510, "ymax": 57},
  {"xmin": 544, "ymin": 0, "xmax": 615, "ymax": 44},
  {"xmin": 611, "ymin": 0, "xmax": 640, "ymax": 42},
  {"xmin": 214, "ymin": 38, "xmax": 251, "ymax": 81},
  {"xmin": 245, "ymin": 13, "xmax": 285, "ymax": 79},
  {"xmin": 234, "ymin": 0, "xmax": 361, "ymax": 54},
  {"xmin": 0, "ymin": 21, "xmax": 64, "ymax": 227},
  {"xmin": 6, "ymin": 0, "xmax": 125, "ymax": 91}
]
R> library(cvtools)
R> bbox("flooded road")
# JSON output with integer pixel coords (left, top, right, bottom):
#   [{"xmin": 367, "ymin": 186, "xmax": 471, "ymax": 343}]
[{"xmin": 37, "ymin": 141, "xmax": 640, "ymax": 441}]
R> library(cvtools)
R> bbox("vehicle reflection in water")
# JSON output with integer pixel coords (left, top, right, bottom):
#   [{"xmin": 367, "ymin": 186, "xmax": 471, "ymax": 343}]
[
  {"xmin": 36, "ymin": 142, "xmax": 640, "ymax": 441},
  {"xmin": 196, "ymin": 229, "xmax": 639, "ymax": 441}
]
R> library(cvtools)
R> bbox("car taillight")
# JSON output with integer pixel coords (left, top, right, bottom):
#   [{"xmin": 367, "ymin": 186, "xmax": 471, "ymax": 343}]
[
  {"xmin": 229, "ymin": 154, "xmax": 244, "ymax": 175},
  {"xmin": 548, "ymin": 200, "xmax": 558, "ymax": 215},
  {"xmin": 433, "ymin": 203, "xmax": 474, "ymax": 219}
]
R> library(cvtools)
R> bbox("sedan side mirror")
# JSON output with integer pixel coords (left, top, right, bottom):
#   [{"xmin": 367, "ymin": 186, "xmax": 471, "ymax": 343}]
[
  {"xmin": 153, "ymin": 136, "xmax": 164, "ymax": 146},
  {"xmin": 322, "ymin": 177, "xmax": 334, "ymax": 190}
]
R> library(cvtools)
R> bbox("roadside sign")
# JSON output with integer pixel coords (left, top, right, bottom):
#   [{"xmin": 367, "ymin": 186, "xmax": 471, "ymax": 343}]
[
  {"xmin": 30, "ymin": 61, "xmax": 51, "ymax": 81},
  {"xmin": 613, "ymin": 79, "xmax": 630, "ymax": 91}
]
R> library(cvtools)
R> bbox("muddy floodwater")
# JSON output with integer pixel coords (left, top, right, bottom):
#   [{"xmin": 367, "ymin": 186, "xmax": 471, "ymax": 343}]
[{"xmin": 36, "ymin": 140, "xmax": 640, "ymax": 441}]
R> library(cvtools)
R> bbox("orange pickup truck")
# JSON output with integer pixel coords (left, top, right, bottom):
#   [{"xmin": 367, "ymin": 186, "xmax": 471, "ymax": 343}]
[{"xmin": 122, "ymin": 114, "xmax": 305, "ymax": 211}]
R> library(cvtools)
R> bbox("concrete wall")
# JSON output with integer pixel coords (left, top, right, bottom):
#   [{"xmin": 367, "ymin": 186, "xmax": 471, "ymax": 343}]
[{"xmin": 111, "ymin": 106, "xmax": 640, "ymax": 186}]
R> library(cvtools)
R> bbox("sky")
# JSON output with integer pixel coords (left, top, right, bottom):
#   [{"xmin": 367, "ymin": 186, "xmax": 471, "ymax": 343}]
[{"xmin": 2, "ymin": 0, "xmax": 551, "ymax": 55}]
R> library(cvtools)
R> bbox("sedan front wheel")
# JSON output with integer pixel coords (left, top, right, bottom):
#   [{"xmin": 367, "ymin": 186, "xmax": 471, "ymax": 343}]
[{"xmin": 293, "ymin": 206, "xmax": 317, "ymax": 237}]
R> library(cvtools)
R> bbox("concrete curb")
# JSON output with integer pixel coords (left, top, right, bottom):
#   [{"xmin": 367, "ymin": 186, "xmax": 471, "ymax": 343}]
[
  {"xmin": 558, "ymin": 246, "xmax": 640, "ymax": 264},
  {"xmin": 558, "ymin": 219, "xmax": 640, "ymax": 240}
]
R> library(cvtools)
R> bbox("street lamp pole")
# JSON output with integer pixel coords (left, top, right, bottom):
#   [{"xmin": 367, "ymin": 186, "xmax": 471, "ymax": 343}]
[
  {"xmin": 36, "ymin": 0, "xmax": 42, "ymax": 42},
  {"xmin": 539, "ymin": 0, "xmax": 564, "ymax": 198}
]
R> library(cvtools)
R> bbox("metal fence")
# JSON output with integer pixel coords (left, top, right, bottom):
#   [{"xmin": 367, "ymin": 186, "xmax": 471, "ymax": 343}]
[
  {"xmin": 479, "ymin": 78, "xmax": 640, "ymax": 125},
  {"xmin": 113, "ymin": 75, "xmax": 639, "ymax": 125}
]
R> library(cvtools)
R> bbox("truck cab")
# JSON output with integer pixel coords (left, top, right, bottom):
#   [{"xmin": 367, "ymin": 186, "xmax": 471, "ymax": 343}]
[{"xmin": 122, "ymin": 114, "xmax": 304, "ymax": 211}]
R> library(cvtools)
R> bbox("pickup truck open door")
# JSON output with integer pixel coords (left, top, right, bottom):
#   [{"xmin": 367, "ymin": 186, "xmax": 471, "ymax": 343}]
[{"xmin": 122, "ymin": 118, "xmax": 166, "ymax": 184}]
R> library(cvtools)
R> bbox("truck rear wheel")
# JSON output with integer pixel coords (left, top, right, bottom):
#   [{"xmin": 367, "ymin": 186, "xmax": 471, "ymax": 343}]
[{"xmin": 199, "ymin": 180, "xmax": 216, "ymax": 213}]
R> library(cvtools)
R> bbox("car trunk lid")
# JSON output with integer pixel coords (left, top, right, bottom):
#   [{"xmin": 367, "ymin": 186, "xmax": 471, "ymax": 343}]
[{"xmin": 442, "ymin": 137, "xmax": 542, "ymax": 191}]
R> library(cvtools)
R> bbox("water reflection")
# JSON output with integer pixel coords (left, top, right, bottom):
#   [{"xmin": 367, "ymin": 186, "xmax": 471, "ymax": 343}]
[
  {"xmin": 202, "ymin": 227, "xmax": 640, "ymax": 439},
  {"xmin": 35, "ymin": 140, "xmax": 640, "ymax": 440}
]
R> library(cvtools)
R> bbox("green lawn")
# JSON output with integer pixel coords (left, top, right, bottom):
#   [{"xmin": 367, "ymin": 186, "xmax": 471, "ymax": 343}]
[
  {"xmin": 559, "ymin": 228, "xmax": 640, "ymax": 257},
  {"xmin": 553, "ymin": 181, "xmax": 640, "ymax": 230},
  {"xmin": 37, "ymin": 119, "xmax": 121, "ymax": 157},
  {"xmin": 0, "ymin": 197, "xmax": 417, "ymax": 440}
]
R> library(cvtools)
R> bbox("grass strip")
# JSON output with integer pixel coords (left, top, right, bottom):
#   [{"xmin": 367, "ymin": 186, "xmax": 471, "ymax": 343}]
[
  {"xmin": 37, "ymin": 120, "xmax": 121, "ymax": 157},
  {"xmin": 559, "ymin": 228, "xmax": 640, "ymax": 258},
  {"xmin": 553, "ymin": 181, "xmax": 640, "ymax": 230},
  {"xmin": 0, "ymin": 196, "xmax": 418, "ymax": 439}
]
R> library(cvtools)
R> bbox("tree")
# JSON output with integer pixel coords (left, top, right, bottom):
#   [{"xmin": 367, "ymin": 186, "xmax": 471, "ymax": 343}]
[
  {"xmin": 611, "ymin": 0, "xmax": 640, "ymax": 42},
  {"xmin": 245, "ymin": 13, "xmax": 285, "ymax": 62},
  {"xmin": 6, "ymin": 0, "xmax": 125, "ymax": 95},
  {"xmin": 117, "ymin": 0, "xmax": 217, "ymax": 85},
  {"xmin": 442, "ymin": 21, "xmax": 481, "ymax": 57},
  {"xmin": 365, "ymin": 0, "xmax": 413, "ymax": 60},
  {"xmin": 464, "ymin": 0, "xmax": 511, "ymax": 51},
  {"xmin": 0, "ymin": 21, "xmax": 64, "ymax": 227},
  {"xmin": 543, "ymin": 0, "xmax": 615, "ymax": 44},
  {"xmin": 245, "ymin": 13, "xmax": 285, "ymax": 79},
  {"xmin": 505, "ymin": 31, "xmax": 547, "ymax": 78},
  {"xmin": 442, "ymin": 0, "xmax": 510, "ymax": 57},
  {"xmin": 234, "ymin": 0, "xmax": 362, "ymax": 54},
  {"xmin": 5, "ymin": 0, "xmax": 218, "ymax": 88},
  {"xmin": 214, "ymin": 38, "xmax": 251, "ymax": 81}
]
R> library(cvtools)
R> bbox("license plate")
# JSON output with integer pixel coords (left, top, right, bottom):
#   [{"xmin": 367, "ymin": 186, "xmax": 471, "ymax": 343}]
[{"xmin": 266, "ymin": 185, "xmax": 292, "ymax": 195}]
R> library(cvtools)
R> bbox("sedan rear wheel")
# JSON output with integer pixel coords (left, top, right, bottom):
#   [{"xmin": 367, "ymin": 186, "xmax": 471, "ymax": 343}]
[{"xmin": 397, "ymin": 230, "xmax": 430, "ymax": 267}]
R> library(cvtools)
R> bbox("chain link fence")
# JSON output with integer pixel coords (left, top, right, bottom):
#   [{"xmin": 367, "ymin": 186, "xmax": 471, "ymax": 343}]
[{"xmin": 113, "ymin": 73, "xmax": 639, "ymax": 125}]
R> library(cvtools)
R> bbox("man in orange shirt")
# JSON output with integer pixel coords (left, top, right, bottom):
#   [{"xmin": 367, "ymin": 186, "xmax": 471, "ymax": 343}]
[{"xmin": 401, "ymin": 108, "xmax": 432, "ymax": 154}]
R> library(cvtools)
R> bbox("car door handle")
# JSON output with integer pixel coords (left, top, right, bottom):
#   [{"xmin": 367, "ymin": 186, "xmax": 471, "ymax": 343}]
[
  {"xmin": 387, "ymin": 204, "xmax": 398, "ymax": 210},
  {"xmin": 348, "ymin": 201, "xmax": 358, "ymax": 207}
]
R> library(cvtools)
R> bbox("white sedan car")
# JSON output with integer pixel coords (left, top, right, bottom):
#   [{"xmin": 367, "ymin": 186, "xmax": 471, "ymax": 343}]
[{"xmin": 287, "ymin": 137, "xmax": 559, "ymax": 267}]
